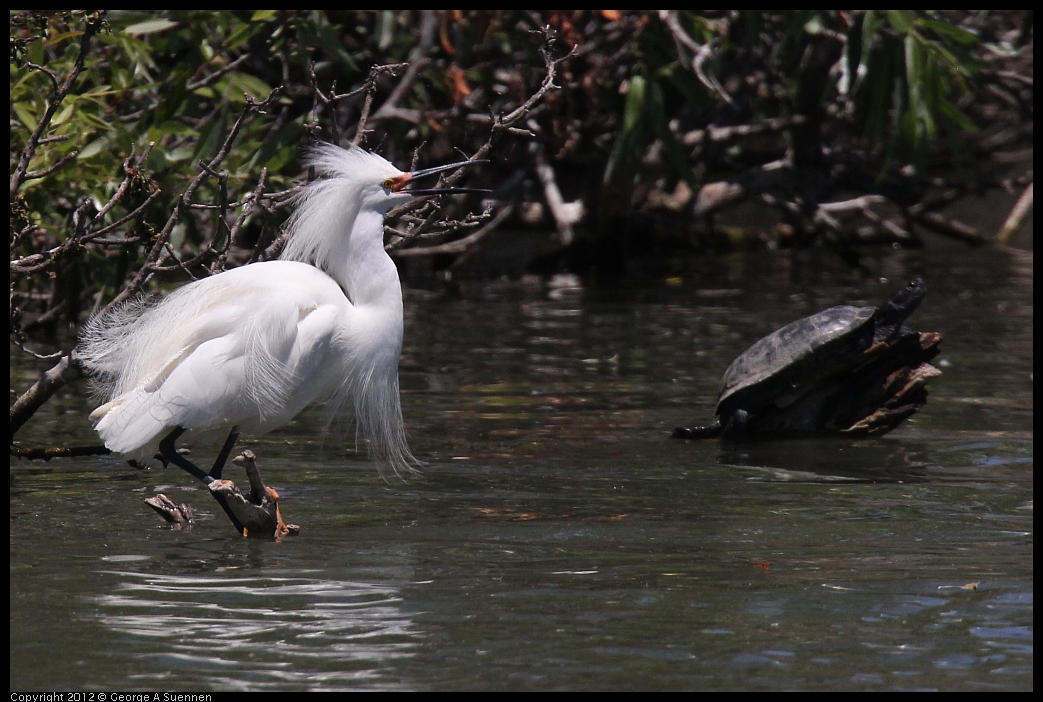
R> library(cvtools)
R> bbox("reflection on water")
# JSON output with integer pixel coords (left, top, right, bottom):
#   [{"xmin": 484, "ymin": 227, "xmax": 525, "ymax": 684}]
[
  {"xmin": 716, "ymin": 438, "xmax": 935, "ymax": 482},
  {"xmin": 10, "ymin": 246, "xmax": 1032, "ymax": 691},
  {"xmin": 94, "ymin": 571, "xmax": 417, "ymax": 690}
]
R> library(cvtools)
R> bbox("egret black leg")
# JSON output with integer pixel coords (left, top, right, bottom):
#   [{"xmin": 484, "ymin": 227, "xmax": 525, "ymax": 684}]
[
  {"xmin": 159, "ymin": 427, "xmax": 211, "ymax": 484},
  {"xmin": 209, "ymin": 429, "xmax": 240, "ymax": 480},
  {"xmin": 158, "ymin": 426, "xmax": 245, "ymax": 535}
]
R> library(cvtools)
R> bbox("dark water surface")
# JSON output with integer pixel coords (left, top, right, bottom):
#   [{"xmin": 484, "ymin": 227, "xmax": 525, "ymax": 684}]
[{"xmin": 11, "ymin": 246, "xmax": 1032, "ymax": 690}]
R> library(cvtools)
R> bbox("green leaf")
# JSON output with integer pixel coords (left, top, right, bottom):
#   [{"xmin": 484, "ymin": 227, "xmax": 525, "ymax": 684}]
[
  {"xmin": 623, "ymin": 75, "xmax": 647, "ymax": 136},
  {"xmin": 81, "ymin": 86, "xmax": 117, "ymax": 99},
  {"xmin": 164, "ymin": 145, "xmax": 195, "ymax": 163},
  {"xmin": 13, "ymin": 102, "xmax": 38, "ymax": 132},
  {"xmin": 51, "ymin": 101, "xmax": 77, "ymax": 126},
  {"xmin": 28, "ymin": 38, "xmax": 44, "ymax": 65},
  {"xmin": 861, "ymin": 10, "xmax": 884, "ymax": 62},
  {"xmin": 251, "ymin": 10, "xmax": 278, "ymax": 22},
  {"xmin": 925, "ymin": 40, "xmax": 975, "ymax": 83},
  {"xmin": 150, "ymin": 120, "xmax": 197, "ymax": 137},
  {"xmin": 886, "ymin": 10, "xmax": 916, "ymax": 34},
  {"xmin": 155, "ymin": 69, "xmax": 189, "ymax": 124},
  {"xmin": 937, "ymin": 97, "xmax": 978, "ymax": 133},
  {"xmin": 78, "ymin": 137, "xmax": 111, "ymax": 161},
  {"xmin": 919, "ymin": 18, "xmax": 979, "ymax": 45},
  {"xmin": 247, "ymin": 118, "xmax": 305, "ymax": 171},
  {"xmin": 226, "ymin": 22, "xmax": 259, "ymax": 51},
  {"xmin": 299, "ymin": 12, "xmax": 360, "ymax": 71},
  {"xmin": 904, "ymin": 35, "xmax": 935, "ymax": 143},
  {"xmin": 229, "ymin": 72, "xmax": 273, "ymax": 100},
  {"xmin": 196, "ymin": 103, "xmax": 230, "ymax": 162},
  {"xmin": 123, "ymin": 19, "xmax": 179, "ymax": 36}
]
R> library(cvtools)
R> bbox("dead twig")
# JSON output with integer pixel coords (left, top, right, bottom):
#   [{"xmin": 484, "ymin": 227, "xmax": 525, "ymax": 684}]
[
  {"xmin": 393, "ymin": 204, "xmax": 512, "ymax": 256},
  {"xmin": 11, "ymin": 444, "xmax": 112, "ymax": 460},
  {"xmin": 658, "ymin": 10, "xmax": 734, "ymax": 106},
  {"xmin": 11, "ymin": 144, "xmax": 157, "ymax": 274},
  {"xmin": 997, "ymin": 182, "xmax": 1033, "ymax": 244},
  {"xmin": 370, "ymin": 11, "xmax": 439, "ymax": 126},
  {"xmin": 106, "ymin": 87, "xmax": 285, "ymax": 311},
  {"xmin": 10, "ymin": 88, "xmax": 289, "ymax": 446},
  {"xmin": 909, "ymin": 210, "xmax": 986, "ymax": 245},
  {"xmin": 677, "ymin": 116, "xmax": 807, "ymax": 148},
  {"xmin": 389, "ymin": 26, "xmax": 566, "ymax": 253},
  {"xmin": 533, "ymin": 148, "xmax": 583, "ymax": 246},
  {"xmin": 186, "ymin": 53, "xmax": 251, "ymax": 91},
  {"xmin": 351, "ymin": 64, "xmax": 409, "ymax": 146},
  {"xmin": 208, "ymin": 451, "xmax": 299, "ymax": 538},
  {"xmin": 11, "ymin": 12, "xmax": 105, "ymax": 201},
  {"xmin": 144, "ymin": 494, "xmax": 195, "ymax": 526},
  {"xmin": 9, "ymin": 352, "xmax": 85, "ymax": 441}
]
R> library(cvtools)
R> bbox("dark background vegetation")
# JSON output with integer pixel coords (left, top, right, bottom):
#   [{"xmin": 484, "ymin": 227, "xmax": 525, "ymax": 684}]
[{"xmin": 9, "ymin": 10, "xmax": 1033, "ymax": 445}]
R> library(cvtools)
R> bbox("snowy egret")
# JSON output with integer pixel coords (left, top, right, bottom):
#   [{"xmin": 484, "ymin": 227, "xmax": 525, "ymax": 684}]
[{"xmin": 78, "ymin": 143, "xmax": 485, "ymax": 533}]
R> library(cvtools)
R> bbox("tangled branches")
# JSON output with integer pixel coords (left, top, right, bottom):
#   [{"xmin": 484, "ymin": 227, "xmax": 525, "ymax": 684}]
[{"xmin": 10, "ymin": 11, "xmax": 565, "ymax": 440}]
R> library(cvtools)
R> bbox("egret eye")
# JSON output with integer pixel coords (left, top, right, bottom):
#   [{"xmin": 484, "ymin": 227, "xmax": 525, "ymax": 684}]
[{"xmin": 382, "ymin": 178, "xmax": 395, "ymax": 190}]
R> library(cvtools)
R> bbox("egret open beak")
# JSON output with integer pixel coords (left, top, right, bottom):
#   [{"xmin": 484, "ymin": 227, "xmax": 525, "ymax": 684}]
[{"xmin": 389, "ymin": 159, "xmax": 491, "ymax": 196}]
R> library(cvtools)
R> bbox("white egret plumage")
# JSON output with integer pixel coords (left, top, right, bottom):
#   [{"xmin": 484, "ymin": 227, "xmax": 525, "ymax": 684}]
[{"xmin": 77, "ymin": 143, "xmax": 485, "ymax": 533}]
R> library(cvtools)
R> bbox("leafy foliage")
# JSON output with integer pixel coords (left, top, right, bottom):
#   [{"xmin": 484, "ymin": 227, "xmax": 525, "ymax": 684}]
[{"xmin": 9, "ymin": 11, "xmax": 1029, "ymax": 338}]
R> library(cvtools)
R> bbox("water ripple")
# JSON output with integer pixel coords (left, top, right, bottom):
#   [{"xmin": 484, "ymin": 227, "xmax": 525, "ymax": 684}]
[{"xmin": 93, "ymin": 570, "xmax": 420, "ymax": 690}]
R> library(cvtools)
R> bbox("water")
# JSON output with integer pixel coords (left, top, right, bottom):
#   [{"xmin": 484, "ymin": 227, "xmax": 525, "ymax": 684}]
[{"xmin": 10, "ymin": 245, "xmax": 1032, "ymax": 690}]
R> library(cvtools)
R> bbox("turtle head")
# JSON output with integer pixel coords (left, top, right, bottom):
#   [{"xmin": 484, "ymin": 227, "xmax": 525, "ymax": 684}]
[
  {"xmin": 885, "ymin": 278, "xmax": 927, "ymax": 318},
  {"xmin": 875, "ymin": 277, "xmax": 926, "ymax": 340}
]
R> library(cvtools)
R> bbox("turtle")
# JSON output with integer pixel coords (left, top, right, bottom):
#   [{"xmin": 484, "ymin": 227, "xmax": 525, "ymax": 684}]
[{"xmin": 672, "ymin": 278, "xmax": 942, "ymax": 440}]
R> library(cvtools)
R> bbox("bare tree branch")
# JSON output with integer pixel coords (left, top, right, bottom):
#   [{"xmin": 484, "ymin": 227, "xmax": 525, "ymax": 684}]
[
  {"xmin": 10, "ymin": 12, "xmax": 105, "ymax": 201},
  {"xmin": 997, "ymin": 182, "xmax": 1033, "ymax": 243},
  {"xmin": 106, "ymin": 87, "xmax": 285, "ymax": 310},
  {"xmin": 658, "ymin": 10, "xmax": 734, "ymax": 106},
  {"xmin": 9, "ymin": 352, "xmax": 84, "ymax": 441},
  {"xmin": 393, "ymin": 205, "xmax": 512, "ymax": 256},
  {"xmin": 370, "ymin": 11, "xmax": 440, "ymax": 124}
]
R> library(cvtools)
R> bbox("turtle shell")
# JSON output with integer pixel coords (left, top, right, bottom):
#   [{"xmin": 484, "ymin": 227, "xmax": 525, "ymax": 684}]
[{"xmin": 715, "ymin": 305, "xmax": 878, "ymax": 418}]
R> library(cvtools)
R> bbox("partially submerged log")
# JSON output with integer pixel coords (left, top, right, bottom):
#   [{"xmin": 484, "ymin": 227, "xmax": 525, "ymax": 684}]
[
  {"xmin": 746, "ymin": 331, "xmax": 943, "ymax": 437},
  {"xmin": 144, "ymin": 493, "xmax": 194, "ymax": 526},
  {"xmin": 144, "ymin": 449, "xmax": 299, "ymax": 537},
  {"xmin": 208, "ymin": 451, "xmax": 300, "ymax": 538}
]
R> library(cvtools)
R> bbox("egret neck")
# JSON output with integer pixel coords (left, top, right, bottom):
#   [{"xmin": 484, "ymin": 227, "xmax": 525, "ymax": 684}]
[{"xmin": 340, "ymin": 206, "xmax": 403, "ymax": 312}]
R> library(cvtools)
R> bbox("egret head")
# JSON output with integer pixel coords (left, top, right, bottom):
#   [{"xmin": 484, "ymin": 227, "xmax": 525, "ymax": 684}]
[
  {"xmin": 301, "ymin": 144, "xmax": 409, "ymax": 213},
  {"xmin": 283, "ymin": 143, "xmax": 487, "ymax": 270},
  {"xmin": 303, "ymin": 142, "xmax": 486, "ymax": 214}
]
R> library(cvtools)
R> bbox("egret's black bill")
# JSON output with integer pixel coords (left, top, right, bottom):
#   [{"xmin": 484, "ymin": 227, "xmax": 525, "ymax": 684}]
[
  {"xmin": 409, "ymin": 159, "xmax": 489, "ymax": 180},
  {"xmin": 406, "ymin": 187, "xmax": 493, "ymax": 196}
]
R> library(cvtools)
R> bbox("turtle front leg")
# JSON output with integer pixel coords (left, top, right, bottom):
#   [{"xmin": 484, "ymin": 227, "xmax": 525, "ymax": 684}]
[
  {"xmin": 671, "ymin": 418, "xmax": 724, "ymax": 439},
  {"xmin": 720, "ymin": 409, "xmax": 751, "ymax": 440}
]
